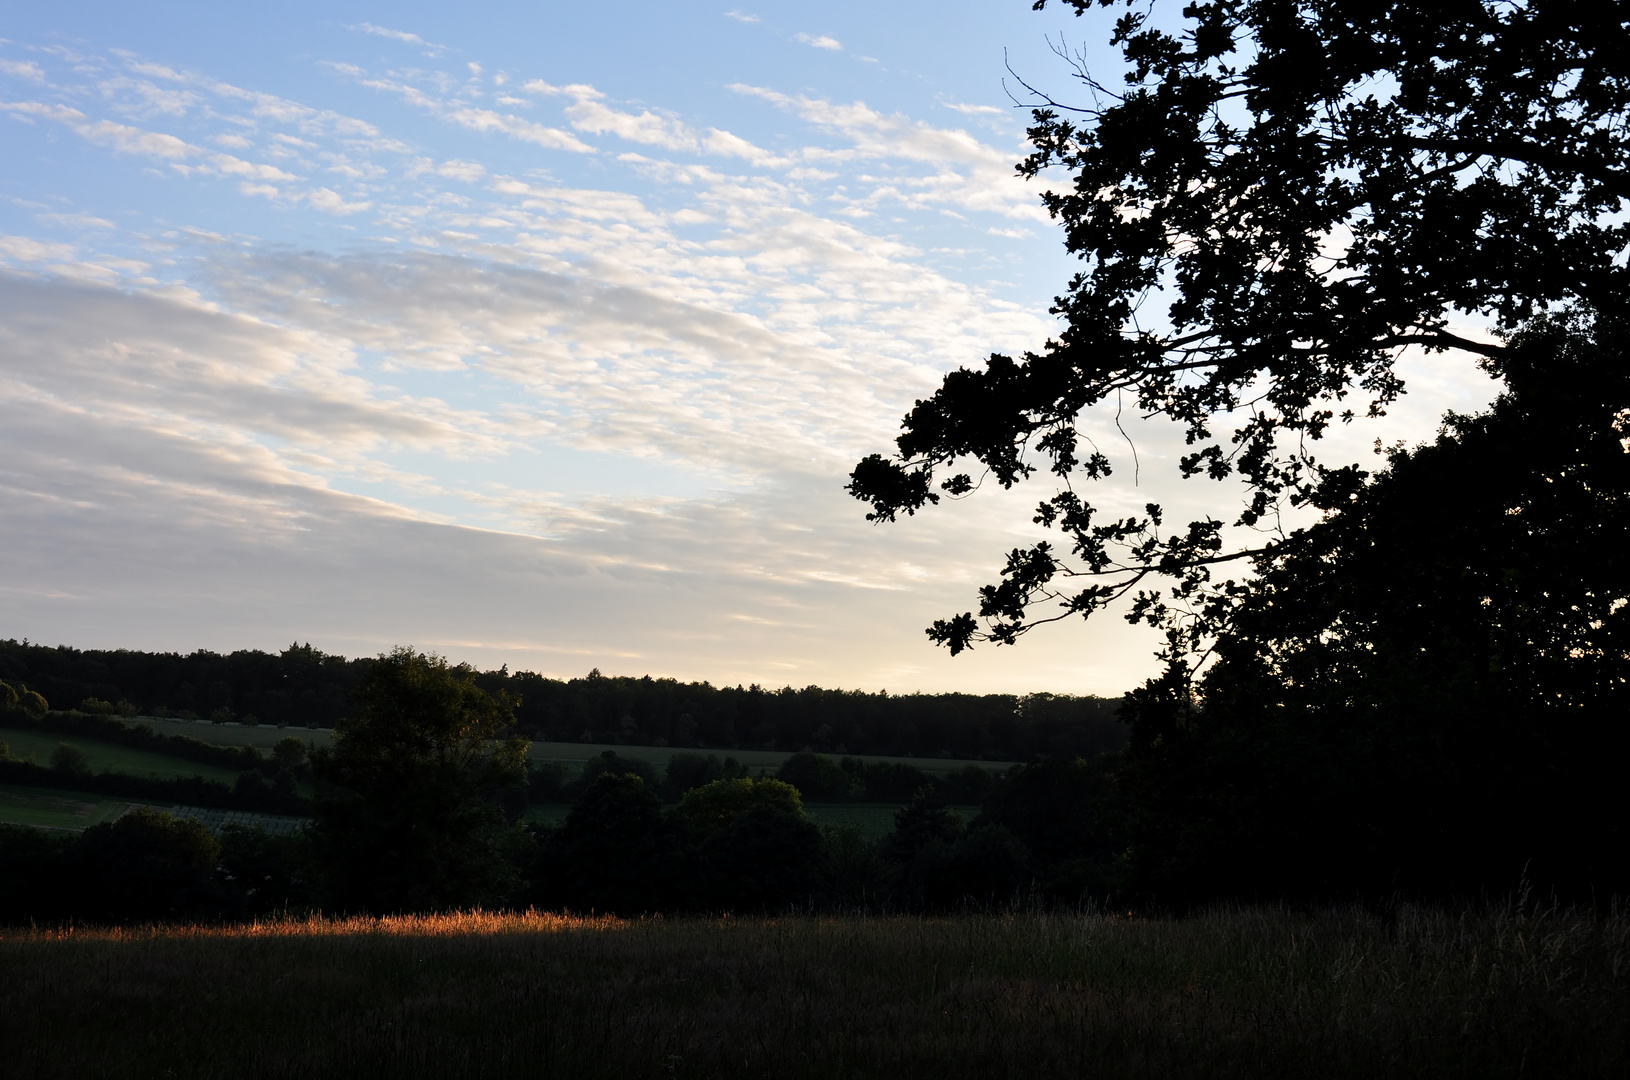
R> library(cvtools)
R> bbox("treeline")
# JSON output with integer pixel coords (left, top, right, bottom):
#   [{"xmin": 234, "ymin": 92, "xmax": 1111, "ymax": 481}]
[
  {"xmin": 0, "ymin": 639, "xmax": 1126, "ymax": 761},
  {"xmin": 0, "ymin": 760, "xmax": 1116, "ymax": 924}
]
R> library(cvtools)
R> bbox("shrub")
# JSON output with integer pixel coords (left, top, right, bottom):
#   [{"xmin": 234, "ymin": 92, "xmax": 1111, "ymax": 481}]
[
  {"xmin": 663, "ymin": 752, "xmax": 747, "ymax": 802},
  {"xmin": 578, "ymin": 750, "xmax": 658, "ymax": 791},
  {"xmin": 776, "ymin": 751, "xmax": 854, "ymax": 802},
  {"xmin": 50, "ymin": 743, "xmax": 90, "ymax": 776},
  {"xmin": 79, "ymin": 697, "xmax": 115, "ymax": 715}
]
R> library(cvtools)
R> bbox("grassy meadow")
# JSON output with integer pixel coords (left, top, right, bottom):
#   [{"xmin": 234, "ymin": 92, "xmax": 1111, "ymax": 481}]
[
  {"xmin": 116, "ymin": 716, "xmax": 1012, "ymax": 775},
  {"xmin": 0, "ymin": 726, "xmax": 243, "ymax": 785},
  {"xmin": 0, "ymin": 782, "xmax": 142, "ymax": 830},
  {"xmin": 2, "ymin": 904, "xmax": 1623, "ymax": 1079}
]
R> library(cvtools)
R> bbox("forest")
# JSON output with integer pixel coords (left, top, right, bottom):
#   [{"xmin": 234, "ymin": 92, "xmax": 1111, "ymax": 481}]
[{"xmin": 0, "ymin": 637, "xmax": 1126, "ymax": 760}]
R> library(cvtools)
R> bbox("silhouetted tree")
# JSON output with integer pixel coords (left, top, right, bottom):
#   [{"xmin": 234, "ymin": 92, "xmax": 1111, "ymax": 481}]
[
  {"xmin": 535, "ymin": 772, "xmax": 686, "ymax": 913},
  {"xmin": 309, "ymin": 647, "xmax": 529, "ymax": 912},
  {"xmin": 678, "ymin": 778, "xmax": 820, "ymax": 910},
  {"xmin": 1121, "ymin": 312, "xmax": 1630, "ymax": 901},
  {"xmin": 850, "ymin": 0, "xmax": 1630, "ymax": 661}
]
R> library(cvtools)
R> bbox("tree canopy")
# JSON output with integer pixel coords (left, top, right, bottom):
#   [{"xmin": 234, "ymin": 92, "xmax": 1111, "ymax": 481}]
[
  {"xmin": 850, "ymin": 0, "xmax": 1630, "ymax": 659},
  {"xmin": 310, "ymin": 647, "xmax": 529, "ymax": 912}
]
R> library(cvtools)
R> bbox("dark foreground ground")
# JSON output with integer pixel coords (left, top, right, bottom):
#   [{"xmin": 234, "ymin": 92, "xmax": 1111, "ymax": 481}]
[{"xmin": 1, "ymin": 906, "xmax": 1624, "ymax": 1079}]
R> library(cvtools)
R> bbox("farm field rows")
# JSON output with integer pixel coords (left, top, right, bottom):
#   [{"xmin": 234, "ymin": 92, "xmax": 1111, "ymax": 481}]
[
  {"xmin": 0, "ymin": 728, "xmax": 243, "ymax": 785},
  {"xmin": 2, "ymin": 906, "xmax": 1621, "ymax": 1079}
]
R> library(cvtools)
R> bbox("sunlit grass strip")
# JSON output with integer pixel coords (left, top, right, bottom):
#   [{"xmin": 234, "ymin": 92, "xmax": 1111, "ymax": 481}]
[{"xmin": 3, "ymin": 908, "xmax": 629, "ymax": 942}]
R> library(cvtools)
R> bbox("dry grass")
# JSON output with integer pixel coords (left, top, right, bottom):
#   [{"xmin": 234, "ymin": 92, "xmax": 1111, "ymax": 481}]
[{"xmin": 1, "ymin": 904, "xmax": 1624, "ymax": 1079}]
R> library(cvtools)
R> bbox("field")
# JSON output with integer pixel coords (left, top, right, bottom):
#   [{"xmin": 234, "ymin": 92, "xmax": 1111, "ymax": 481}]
[
  {"xmin": 0, "ymin": 905, "xmax": 1623, "ymax": 1079},
  {"xmin": 0, "ymin": 727, "xmax": 244, "ymax": 785},
  {"xmin": 116, "ymin": 718, "xmax": 1013, "ymax": 775},
  {"xmin": 523, "ymin": 802, "xmax": 970, "ymax": 837},
  {"xmin": 0, "ymin": 782, "xmax": 139, "ymax": 831}
]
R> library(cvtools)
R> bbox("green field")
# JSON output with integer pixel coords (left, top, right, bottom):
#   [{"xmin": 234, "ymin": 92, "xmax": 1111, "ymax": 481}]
[
  {"xmin": 0, "ymin": 728, "xmax": 244, "ymax": 785},
  {"xmin": 0, "ymin": 905, "xmax": 1621, "ymax": 1078},
  {"xmin": 0, "ymin": 783, "xmax": 142, "ymax": 831},
  {"xmin": 522, "ymin": 801, "xmax": 961, "ymax": 836},
  {"xmin": 116, "ymin": 718, "xmax": 1015, "ymax": 775}
]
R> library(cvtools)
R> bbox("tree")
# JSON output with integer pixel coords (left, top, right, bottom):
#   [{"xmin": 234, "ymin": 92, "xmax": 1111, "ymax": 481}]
[
  {"xmin": 677, "ymin": 778, "xmax": 821, "ymax": 910},
  {"xmin": 850, "ymin": 0, "xmax": 1630, "ymax": 664},
  {"xmin": 535, "ymin": 771, "xmax": 687, "ymax": 913},
  {"xmin": 76, "ymin": 808, "xmax": 222, "ymax": 923},
  {"xmin": 309, "ymin": 647, "xmax": 529, "ymax": 913},
  {"xmin": 1119, "ymin": 311, "xmax": 1630, "ymax": 901}
]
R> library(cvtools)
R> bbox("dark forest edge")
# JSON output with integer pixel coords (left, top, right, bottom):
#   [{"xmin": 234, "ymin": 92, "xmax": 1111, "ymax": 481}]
[{"xmin": 0, "ymin": 638, "xmax": 1126, "ymax": 761}]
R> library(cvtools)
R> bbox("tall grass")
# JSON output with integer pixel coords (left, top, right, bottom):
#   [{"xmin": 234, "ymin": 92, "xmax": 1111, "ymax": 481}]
[{"xmin": 1, "ymin": 903, "xmax": 1624, "ymax": 1078}]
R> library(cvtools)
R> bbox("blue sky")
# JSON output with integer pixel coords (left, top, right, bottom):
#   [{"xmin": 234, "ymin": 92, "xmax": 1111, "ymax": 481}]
[{"xmin": 0, "ymin": 1, "xmax": 1498, "ymax": 693}]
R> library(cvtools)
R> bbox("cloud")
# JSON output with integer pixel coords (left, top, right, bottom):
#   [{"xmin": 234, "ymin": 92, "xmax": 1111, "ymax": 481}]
[
  {"xmin": 795, "ymin": 33, "xmax": 843, "ymax": 51},
  {"xmin": 351, "ymin": 23, "xmax": 448, "ymax": 56},
  {"xmin": 0, "ymin": 39, "xmax": 1495, "ymax": 693},
  {"xmin": 725, "ymin": 11, "xmax": 760, "ymax": 23},
  {"xmin": 306, "ymin": 187, "xmax": 372, "ymax": 215},
  {"xmin": 0, "ymin": 59, "xmax": 46, "ymax": 83},
  {"xmin": 0, "ymin": 236, "xmax": 77, "ymax": 262},
  {"xmin": 344, "ymin": 69, "xmax": 597, "ymax": 154}
]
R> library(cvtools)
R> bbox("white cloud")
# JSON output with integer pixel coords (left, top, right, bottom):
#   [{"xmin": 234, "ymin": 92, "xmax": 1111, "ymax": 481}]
[
  {"xmin": 351, "ymin": 23, "xmax": 448, "ymax": 56},
  {"xmin": 306, "ymin": 187, "xmax": 372, "ymax": 215},
  {"xmin": 0, "ymin": 59, "xmax": 46, "ymax": 83},
  {"xmin": 725, "ymin": 10, "xmax": 760, "ymax": 23},
  {"xmin": 795, "ymin": 33, "xmax": 843, "ymax": 51},
  {"xmin": 0, "ymin": 236, "xmax": 77, "ymax": 262},
  {"xmin": 0, "ymin": 40, "xmax": 1499, "ymax": 692}
]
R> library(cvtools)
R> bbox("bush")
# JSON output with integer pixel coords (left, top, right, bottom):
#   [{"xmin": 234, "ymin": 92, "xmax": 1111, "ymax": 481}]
[
  {"xmin": 527, "ymin": 760, "xmax": 570, "ymax": 802},
  {"xmin": 78, "ymin": 697, "xmax": 115, "ymax": 715},
  {"xmin": 50, "ymin": 743, "xmax": 90, "ymax": 776},
  {"xmin": 578, "ymin": 750, "xmax": 658, "ymax": 792},
  {"xmin": 777, "ymin": 751, "xmax": 855, "ymax": 801},
  {"xmin": 663, "ymin": 752, "xmax": 746, "ymax": 802}
]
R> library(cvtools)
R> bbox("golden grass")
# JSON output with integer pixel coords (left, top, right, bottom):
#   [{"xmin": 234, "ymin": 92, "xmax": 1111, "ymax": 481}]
[
  {"xmin": 4, "ymin": 908, "xmax": 628, "ymax": 943},
  {"xmin": 1, "ymin": 905, "xmax": 1625, "ymax": 1078}
]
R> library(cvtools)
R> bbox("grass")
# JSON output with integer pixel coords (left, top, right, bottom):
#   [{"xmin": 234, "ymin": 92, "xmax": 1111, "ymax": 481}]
[
  {"xmin": 0, "ymin": 905, "xmax": 1623, "ymax": 1078},
  {"xmin": 113, "ymin": 718, "xmax": 1014, "ymax": 774},
  {"xmin": 520, "ymin": 803, "xmax": 970, "ymax": 837},
  {"xmin": 0, "ymin": 782, "xmax": 139, "ymax": 830},
  {"xmin": 0, "ymin": 728, "xmax": 243, "ymax": 785}
]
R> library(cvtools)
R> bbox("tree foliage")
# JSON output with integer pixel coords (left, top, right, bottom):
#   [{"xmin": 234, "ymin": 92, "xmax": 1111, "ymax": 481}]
[
  {"xmin": 310, "ymin": 647, "xmax": 529, "ymax": 913},
  {"xmin": 850, "ymin": 0, "xmax": 1630, "ymax": 658},
  {"xmin": 1121, "ymin": 312, "xmax": 1630, "ymax": 900}
]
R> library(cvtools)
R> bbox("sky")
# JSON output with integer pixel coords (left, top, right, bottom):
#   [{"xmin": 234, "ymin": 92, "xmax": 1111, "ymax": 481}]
[{"xmin": 0, "ymin": 0, "xmax": 1501, "ymax": 694}]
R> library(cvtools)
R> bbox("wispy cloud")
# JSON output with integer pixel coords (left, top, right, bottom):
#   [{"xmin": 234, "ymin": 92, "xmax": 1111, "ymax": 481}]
[
  {"xmin": 725, "ymin": 10, "xmax": 760, "ymax": 23},
  {"xmin": 350, "ymin": 23, "xmax": 448, "ymax": 56},
  {"xmin": 0, "ymin": 38, "xmax": 1268, "ymax": 691},
  {"xmin": 0, "ymin": 58, "xmax": 46, "ymax": 83},
  {"xmin": 794, "ymin": 33, "xmax": 843, "ymax": 51}
]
